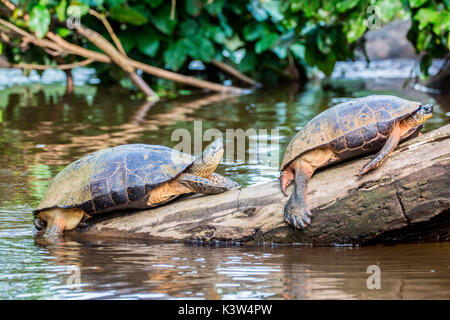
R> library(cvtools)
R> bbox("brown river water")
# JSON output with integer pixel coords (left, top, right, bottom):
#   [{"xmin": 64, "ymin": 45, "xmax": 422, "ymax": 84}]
[{"xmin": 0, "ymin": 65, "xmax": 449, "ymax": 299}]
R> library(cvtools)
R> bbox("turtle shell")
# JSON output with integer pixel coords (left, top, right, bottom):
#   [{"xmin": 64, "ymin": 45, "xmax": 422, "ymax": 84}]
[
  {"xmin": 281, "ymin": 95, "xmax": 421, "ymax": 170},
  {"xmin": 34, "ymin": 144, "xmax": 195, "ymax": 215}
]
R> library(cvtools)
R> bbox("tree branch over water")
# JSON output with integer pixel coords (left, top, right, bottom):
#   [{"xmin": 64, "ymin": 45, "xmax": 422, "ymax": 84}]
[{"xmin": 0, "ymin": 0, "xmax": 250, "ymax": 97}]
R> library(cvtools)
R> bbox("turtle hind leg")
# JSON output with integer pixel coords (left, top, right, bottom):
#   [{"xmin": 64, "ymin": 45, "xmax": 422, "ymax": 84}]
[
  {"xmin": 284, "ymin": 166, "xmax": 313, "ymax": 228},
  {"xmin": 358, "ymin": 124, "xmax": 402, "ymax": 178},
  {"xmin": 146, "ymin": 181, "xmax": 193, "ymax": 207},
  {"xmin": 284, "ymin": 148, "xmax": 334, "ymax": 229},
  {"xmin": 36, "ymin": 208, "xmax": 84, "ymax": 238}
]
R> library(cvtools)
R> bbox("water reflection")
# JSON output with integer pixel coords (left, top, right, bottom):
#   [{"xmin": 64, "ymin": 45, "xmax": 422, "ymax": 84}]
[
  {"xmin": 29, "ymin": 240, "xmax": 450, "ymax": 300},
  {"xmin": 0, "ymin": 76, "xmax": 449, "ymax": 299}
]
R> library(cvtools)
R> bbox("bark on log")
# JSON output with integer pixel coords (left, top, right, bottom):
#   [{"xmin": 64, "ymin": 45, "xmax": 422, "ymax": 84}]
[{"xmin": 72, "ymin": 125, "xmax": 450, "ymax": 245}]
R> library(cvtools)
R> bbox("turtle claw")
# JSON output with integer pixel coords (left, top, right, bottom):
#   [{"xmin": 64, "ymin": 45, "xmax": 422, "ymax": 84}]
[{"xmin": 284, "ymin": 205, "xmax": 312, "ymax": 230}]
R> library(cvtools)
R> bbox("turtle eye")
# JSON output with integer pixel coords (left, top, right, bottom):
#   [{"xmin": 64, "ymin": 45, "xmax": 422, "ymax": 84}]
[{"xmin": 423, "ymin": 104, "xmax": 433, "ymax": 113}]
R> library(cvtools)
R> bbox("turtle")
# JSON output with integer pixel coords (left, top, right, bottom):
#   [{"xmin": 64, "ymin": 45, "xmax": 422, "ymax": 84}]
[
  {"xmin": 280, "ymin": 95, "xmax": 433, "ymax": 229},
  {"xmin": 33, "ymin": 139, "xmax": 239, "ymax": 238}
]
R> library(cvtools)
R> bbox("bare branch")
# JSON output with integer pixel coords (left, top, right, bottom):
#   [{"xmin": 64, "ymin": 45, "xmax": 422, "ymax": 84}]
[
  {"xmin": 12, "ymin": 58, "xmax": 94, "ymax": 70},
  {"xmin": 211, "ymin": 59, "xmax": 262, "ymax": 87},
  {"xmin": 88, "ymin": 9, "xmax": 127, "ymax": 57},
  {"xmin": 0, "ymin": 2, "xmax": 247, "ymax": 95}
]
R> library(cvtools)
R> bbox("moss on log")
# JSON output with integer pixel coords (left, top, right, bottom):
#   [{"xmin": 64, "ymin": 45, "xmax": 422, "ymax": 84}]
[{"xmin": 71, "ymin": 124, "xmax": 450, "ymax": 245}]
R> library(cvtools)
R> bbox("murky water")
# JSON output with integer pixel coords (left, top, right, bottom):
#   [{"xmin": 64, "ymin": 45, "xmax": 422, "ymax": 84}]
[{"xmin": 0, "ymin": 66, "xmax": 449, "ymax": 299}]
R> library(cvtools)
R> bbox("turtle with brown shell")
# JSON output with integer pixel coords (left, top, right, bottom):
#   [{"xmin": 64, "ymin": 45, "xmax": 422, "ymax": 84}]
[
  {"xmin": 280, "ymin": 95, "xmax": 433, "ymax": 229},
  {"xmin": 34, "ymin": 139, "xmax": 239, "ymax": 238}
]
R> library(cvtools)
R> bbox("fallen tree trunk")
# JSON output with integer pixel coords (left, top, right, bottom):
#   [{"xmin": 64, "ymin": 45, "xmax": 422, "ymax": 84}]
[{"xmin": 72, "ymin": 124, "xmax": 450, "ymax": 245}]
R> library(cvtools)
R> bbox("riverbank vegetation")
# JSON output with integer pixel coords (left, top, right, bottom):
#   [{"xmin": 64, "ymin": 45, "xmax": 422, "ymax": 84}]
[{"xmin": 0, "ymin": 0, "xmax": 448, "ymax": 98}]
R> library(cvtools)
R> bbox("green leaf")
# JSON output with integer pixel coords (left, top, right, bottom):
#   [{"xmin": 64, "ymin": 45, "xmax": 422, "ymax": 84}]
[
  {"xmin": 218, "ymin": 13, "xmax": 233, "ymax": 37},
  {"xmin": 297, "ymin": 0, "xmax": 320, "ymax": 18},
  {"xmin": 110, "ymin": 5, "xmax": 148, "ymax": 25},
  {"xmin": 247, "ymin": 0, "xmax": 269, "ymax": 22},
  {"xmin": 315, "ymin": 52, "xmax": 336, "ymax": 76},
  {"xmin": 55, "ymin": 0, "xmax": 67, "ymax": 22},
  {"xmin": 238, "ymin": 51, "xmax": 257, "ymax": 73},
  {"xmin": 185, "ymin": 0, "xmax": 204, "ymax": 16},
  {"xmin": 243, "ymin": 23, "xmax": 268, "ymax": 41},
  {"xmin": 224, "ymin": 35, "xmax": 244, "ymax": 51},
  {"xmin": 28, "ymin": 4, "xmax": 51, "ymax": 38},
  {"xmin": 408, "ymin": 0, "xmax": 429, "ymax": 8},
  {"xmin": 118, "ymin": 31, "xmax": 136, "ymax": 53},
  {"xmin": 204, "ymin": 25, "xmax": 227, "ymax": 44},
  {"xmin": 105, "ymin": 0, "xmax": 126, "ymax": 7},
  {"xmin": 179, "ymin": 19, "xmax": 198, "ymax": 37},
  {"xmin": 317, "ymin": 31, "xmax": 333, "ymax": 54},
  {"xmin": 420, "ymin": 54, "xmax": 432, "ymax": 77},
  {"xmin": 144, "ymin": 0, "xmax": 163, "ymax": 8},
  {"xmin": 164, "ymin": 40, "xmax": 188, "ymax": 71},
  {"xmin": 272, "ymin": 46, "xmax": 287, "ymax": 59},
  {"xmin": 416, "ymin": 30, "xmax": 432, "ymax": 50},
  {"xmin": 415, "ymin": 8, "xmax": 441, "ymax": 30},
  {"xmin": 206, "ymin": 0, "xmax": 225, "ymax": 16},
  {"xmin": 0, "ymin": 109, "xmax": 2, "ymax": 123},
  {"xmin": 345, "ymin": 14, "xmax": 367, "ymax": 43},
  {"xmin": 432, "ymin": 11, "xmax": 450, "ymax": 36},
  {"xmin": 290, "ymin": 43, "xmax": 305, "ymax": 60},
  {"xmin": 67, "ymin": 3, "xmax": 89, "ymax": 17},
  {"xmin": 152, "ymin": 6, "xmax": 177, "ymax": 34},
  {"xmin": 136, "ymin": 30, "xmax": 160, "ymax": 57},
  {"xmin": 445, "ymin": 0, "xmax": 450, "ymax": 9},
  {"xmin": 184, "ymin": 36, "xmax": 215, "ymax": 61},
  {"xmin": 56, "ymin": 27, "xmax": 71, "ymax": 38},
  {"xmin": 261, "ymin": 0, "xmax": 284, "ymax": 22},
  {"xmin": 255, "ymin": 32, "xmax": 278, "ymax": 53},
  {"xmin": 336, "ymin": 0, "xmax": 360, "ymax": 13}
]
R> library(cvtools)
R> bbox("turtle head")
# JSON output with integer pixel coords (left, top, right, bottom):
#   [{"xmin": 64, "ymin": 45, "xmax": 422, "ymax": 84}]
[
  {"xmin": 412, "ymin": 103, "xmax": 433, "ymax": 124},
  {"xmin": 190, "ymin": 138, "xmax": 224, "ymax": 178}
]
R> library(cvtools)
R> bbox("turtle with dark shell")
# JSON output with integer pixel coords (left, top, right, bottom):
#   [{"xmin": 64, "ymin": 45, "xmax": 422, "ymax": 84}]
[
  {"xmin": 280, "ymin": 95, "xmax": 433, "ymax": 229},
  {"xmin": 34, "ymin": 139, "xmax": 239, "ymax": 238}
]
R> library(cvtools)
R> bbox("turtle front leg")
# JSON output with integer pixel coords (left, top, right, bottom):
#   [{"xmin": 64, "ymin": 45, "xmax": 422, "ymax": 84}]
[
  {"xmin": 358, "ymin": 124, "xmax": 401, "ymax": 178},
  {"xmin": 177, "ymin": 173, "xmax": 239, "ymax": 194},
  {"xmin": 36, "ymin": 208, "xmax": 84, "ymax": 238}
]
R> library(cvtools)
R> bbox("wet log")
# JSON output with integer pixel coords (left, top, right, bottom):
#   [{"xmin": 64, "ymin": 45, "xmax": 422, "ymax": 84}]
[{"xmin": 72, "ymin": 124, "xmax": 450, "ymax": 245}]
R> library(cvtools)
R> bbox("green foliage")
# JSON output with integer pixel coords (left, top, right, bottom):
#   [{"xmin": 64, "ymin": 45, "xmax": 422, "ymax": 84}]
[
  {"xmin": 1, "ymin": 0, "xmax": 448, "ymax": 88},
  {"xmin": 110, "ymin": 5, "xmax": 148, "ymax": 26},
  {"xmin": 136, "ymin": 29, "xmax": 160, "ymax": 57},
  {"xmin": 406, "ymin": 0, "xmax": 450, "ymax": 77},
  {"xmin": 28, "ymin": 4, "xmax": 51, "ymax": 38},
  {"xmin": 164, "ymin": 40, "xmax": 188, "ymax": 70}
]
